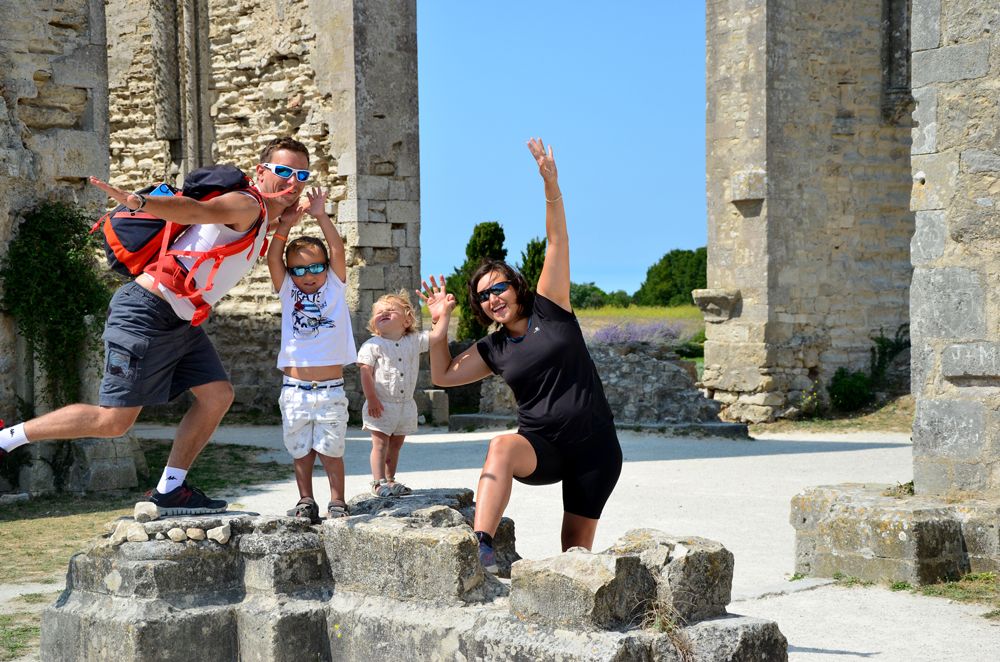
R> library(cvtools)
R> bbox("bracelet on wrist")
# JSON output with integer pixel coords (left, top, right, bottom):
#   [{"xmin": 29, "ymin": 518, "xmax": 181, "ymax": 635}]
[
  {"xmin": 273, "ymin": 233, "xmax": 288, "ymax": 242},
  {"xmin": 130, "ymin": 192, "xmax": 147, "ymax": 212},
  {"xmin": 545, "ymin": 194, "xmax": 562, "ymax": 204}
]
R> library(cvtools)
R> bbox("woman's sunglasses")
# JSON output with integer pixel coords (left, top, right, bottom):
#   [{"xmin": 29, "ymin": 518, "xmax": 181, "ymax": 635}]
[
  {"xmin": 261, "ymin": 162, "xmax": 312, "ymax": 182},
  {"xmin": 475, "ymin": 281, "xmax": 511, "ymax": 303},
  {"xmin": 288, "ymin": 262, "xmax": 328, "ymax": 277}
]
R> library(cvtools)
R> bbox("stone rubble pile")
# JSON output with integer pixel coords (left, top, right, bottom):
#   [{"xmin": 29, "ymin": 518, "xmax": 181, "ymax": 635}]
[{"xmin": 42, "ymin": 488, "xmax": 786, "ymax": 661}]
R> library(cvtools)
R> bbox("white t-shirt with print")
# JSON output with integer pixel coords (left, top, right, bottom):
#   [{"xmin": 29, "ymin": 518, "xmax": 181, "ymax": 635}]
[
  {"xmin": 356, "ymin": 331, "xmax": 429, "ymax": 403},
  {"xmin": 277, "ymin": 272, "xmax": 357, "ymax": 368}
]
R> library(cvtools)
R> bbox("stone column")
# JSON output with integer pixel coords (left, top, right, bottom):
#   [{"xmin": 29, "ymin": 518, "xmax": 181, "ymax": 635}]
[
  {"xmin": 702, "ymin": 0, "xmax": 914, "ymax": 423},
  {"xmin": 909, "ymin": 0, "xmax": 999, "ymax": 496},
  {"xmin": 313, "ymin": 0, "xmax": 421, "ymax": 336}
]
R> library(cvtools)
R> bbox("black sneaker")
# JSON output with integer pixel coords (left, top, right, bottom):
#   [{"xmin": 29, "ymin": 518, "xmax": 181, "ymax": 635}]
[
  {"xmin": 478, "ymin": 539, "xmax": 499, "ymax": 575},
  {"xmin": 148, "ymin": 481, "xmax": 227, "ymax": 516}
]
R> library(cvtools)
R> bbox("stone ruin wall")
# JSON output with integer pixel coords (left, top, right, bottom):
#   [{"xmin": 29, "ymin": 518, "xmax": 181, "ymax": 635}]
[
  {"xmin": 702, "ymin": 0, "xmax": 914, "ymax": 423},
  {"xmin": 104, "ymin": 0, "xmax": 421, "ymax": 419},
  {"xmin": 908, "ymin": 0, "xmax": 1000, "ymax": 496},
  {"xmin": 0, "ymin": 0, "xmax": 109, "ymax": 421}
]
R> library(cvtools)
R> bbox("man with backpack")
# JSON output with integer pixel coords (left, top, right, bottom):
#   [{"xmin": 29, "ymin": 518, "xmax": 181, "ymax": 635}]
[{"xmin": 0, "ymin": 137, "xmax": 312, "ymax": 515}]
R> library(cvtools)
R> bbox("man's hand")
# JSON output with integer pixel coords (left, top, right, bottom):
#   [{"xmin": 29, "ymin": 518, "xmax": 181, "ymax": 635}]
[{"xmin": 90, "ymin": 176, "xmax": 141, "ymax": 210}]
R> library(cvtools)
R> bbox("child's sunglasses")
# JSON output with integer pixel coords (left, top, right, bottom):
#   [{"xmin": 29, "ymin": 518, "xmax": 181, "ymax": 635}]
[
  {"xmin": 475, "ymin": 281, "xmax": 511, "ymax": 303},
  {"xmin": 261, "ymin": 162, "xmax": 311, "ymax": 182},
  {"xmin": 288, "ymin": 262, "xmax": 328, "ymax": 277}
]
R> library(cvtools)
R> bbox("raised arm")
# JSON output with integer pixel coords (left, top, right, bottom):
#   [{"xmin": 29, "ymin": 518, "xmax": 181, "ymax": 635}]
[
  {"xmin": 89, "ymin": 177, "xmax": 260, "ymax": 231},
  {"xmin": 417, "ymin": 275, "xmax": 493, "ymax": 387},
  {"xmin": 265, "ymin": 202, "xmax": 307, "ymax": 291},
  {"xmin": 307, "ymin": 188, "xmax": 346, "ymax": 283},
  {"xmin": 526, "ymin": 138, "xmax": 570, "ymax": 311}
]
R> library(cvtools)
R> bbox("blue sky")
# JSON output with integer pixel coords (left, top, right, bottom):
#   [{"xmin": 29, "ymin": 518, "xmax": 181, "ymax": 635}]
[{"xmin": 417, "ymin": 2, "xmax": 706, "ymax": 295}]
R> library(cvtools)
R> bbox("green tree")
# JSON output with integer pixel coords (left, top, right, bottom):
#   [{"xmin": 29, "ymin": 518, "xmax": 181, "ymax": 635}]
[
  {"xmin": 517, "ymin": 236, "xmax": 546, "ymax": 291},
  {"xmin": 606, "ymin": 290, "xmax": 632, "ymax": 308},
  {"xmin": 633, "ymin": 247, "xmax": 707, "ymax": 306},
  {"xmin": 569, "ymin": 281, "xmax": 607, "ymax": 309},
  {"xmin": 449, "ymin": 221, "xmax": 507, "ymax": 340}
]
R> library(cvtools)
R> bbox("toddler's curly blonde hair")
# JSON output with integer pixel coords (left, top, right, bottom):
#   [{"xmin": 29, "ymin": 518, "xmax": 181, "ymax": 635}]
[{"xmin": 368, "ymin": 290, "xmax": 418, "ymax": 335}]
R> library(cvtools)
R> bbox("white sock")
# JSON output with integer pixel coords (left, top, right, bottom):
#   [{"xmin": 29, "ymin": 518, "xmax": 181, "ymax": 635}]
[
  {"xmin": 156, "ymin": 466, "xmax": 188, "ymax": 494},
  {"xmin": 1, "ymin": 423, "xmax": 29, "ymax": 453}
]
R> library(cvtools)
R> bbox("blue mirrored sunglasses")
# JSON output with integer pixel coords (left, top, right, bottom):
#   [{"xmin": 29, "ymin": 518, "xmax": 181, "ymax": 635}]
[
  {"xmin": 261, "ymin": 162, "xmax": 311, "ymax": 182},
  {"xmin": 288, "ymin": 262, "xmax": 327, "ymax": 277},
  {"xmin": 476, "ymin": 281, "xmax": 510, "ymax": 303}
]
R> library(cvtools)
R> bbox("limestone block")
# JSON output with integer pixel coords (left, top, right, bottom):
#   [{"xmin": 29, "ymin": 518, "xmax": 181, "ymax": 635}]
[
  {"xmin": 167, "ymin": 527, "xmax": 187, "ymax": 542},
  {"xmin": 125, "ymin": 523, "xmax": 149, "ymax": 543},
  {"xmin": 604, "ymin": 529, "xmax": 733, "ymax": 624},
  {"xmin": 186, "ymin": 528, "xmax": 206, "ymax": 541},
  {"xmin": 910, "ymin": 210, "xmax": 945, "ymax": 265},
  {"xmin": 910, "ymin": 267, "xmax": 985, "ymax": 340},
  {"xmin": 912, "ymin": 41, "xmax": 990, "ymax": 87},
  {"xmin": 961, "ymin": 149, "xmax": 1000, "ymax": 173},
  {"xmin": 341, "ymin": 221, "xmax": 392, "ymax": 247},
  {"xmin": 385, "ymin": 199, "xmax": 419, "ymax": 224},
  {"xmin": 41, "ymin": 595, "xmax": 238, "ymax": 661},
  {"xmin": 323, "ymin": 513, "xmax": 483, "ymax": 602},
  {"xmin": 52, "ymin": 43, "xmax": 107, "ymax": 89},
  {"xmin": 236, "ymin": 598, "xmax": 332, "ymax": 662},
  {"xmin": 134, "ymin": 502, "xmax": 159, "ymax": 523},
  {"xmin": 24, "ymin": 129, "xmax": 105, "ymax": 179},
  {"xmin": 70, "ymin": 538, "xmax": 244, "ymax": 598},
  {"xmin": 913, "ymin": 399, "xmax": 988, "ymax": 462},
  {"xmin": 721, "ymin": 402, "xmax": 775, "ymax": 424},
  {"xmin": 650, "ymin": 615, "xmax": 788, "ymax": 662},
  {"xmin": 911, "ymin": 151, "xmax": 958, "ymax": 211},
  {"xmin": 728, "ymin": 168, "xmax": 766, "ymax": 202},
  {"xmin": 910, "ymin": 0, "xmax": 941, "ymax": 51},
  {"xmin": 509, "ymin": 549, "xmax": 655, "ymax": 630},
  {"xmin": 791, "ymin": 485, "xmax": 968, "ymax": 584},
  {"xmin": 423, "ymin": 388, "xmax": 449, "ymax": 425},
  {"xmin": 239, "ymin": 527, "xmax": 330, "ymax": 595},
  {"xmin": 692, "ymin": 289, "xmax": 741, "ymax": 323},
  {"xmin": 941, "ymin": 342, "xmax": 1000, "ymax": 381},
  {"xmin": 207, "ymin": 524, "xmax": 232, "ymax": 545},
  {"xmin": 18, "ymin": 459, "xmax": 55, "ymax": 495}
]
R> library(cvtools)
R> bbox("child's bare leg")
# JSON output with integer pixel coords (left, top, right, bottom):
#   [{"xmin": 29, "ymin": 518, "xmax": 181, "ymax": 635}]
[
  {"xmin": 318, "ymin": 453, "xmax": 346, "ymax": 505},
  {"xmin": 385, "ymin": 434, "xmax": 406, "ymax": 478},
  {"xmin": 293, "ymin": 451, "xmax": 317, "ymax": 499},
  {"xmin": 369, "ymin": 431, "xmax": 390, "ymax": 481}
]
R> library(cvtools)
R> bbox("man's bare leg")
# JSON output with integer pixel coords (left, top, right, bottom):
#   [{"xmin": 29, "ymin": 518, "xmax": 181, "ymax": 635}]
[
  {"xmin": 166, "ymin": 380, "xmax": 234, "ymax": 469},
  {"xmin": 23, "ymin": 404, "xmax": 142, "ymax": 441}
]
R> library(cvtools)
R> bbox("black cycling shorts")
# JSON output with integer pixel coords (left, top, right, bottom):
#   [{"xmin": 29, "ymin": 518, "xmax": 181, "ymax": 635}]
[{"xmin": 515, "ymin": 422, "xmax": 623, "ymax": 520}]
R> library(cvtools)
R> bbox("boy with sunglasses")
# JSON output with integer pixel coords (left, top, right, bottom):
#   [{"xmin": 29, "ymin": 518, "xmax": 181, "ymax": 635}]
[
  {"xmin": 1, "ymin": 136, "xmax": 310, "ymax": 515},
  {"xmin": 266, "ymin": 186, "xmax": 356, "ymax": 522}
]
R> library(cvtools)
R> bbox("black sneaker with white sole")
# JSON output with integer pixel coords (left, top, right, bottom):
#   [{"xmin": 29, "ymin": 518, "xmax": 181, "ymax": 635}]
[{"xmin": 148, "ymin": 481, "xmax": 227, "ymax": 516}]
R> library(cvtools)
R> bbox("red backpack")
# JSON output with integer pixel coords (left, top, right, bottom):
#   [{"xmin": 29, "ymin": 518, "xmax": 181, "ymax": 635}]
[{"xmin": 92, "ymin": 164, "xmax": 270, "ymax": 326}]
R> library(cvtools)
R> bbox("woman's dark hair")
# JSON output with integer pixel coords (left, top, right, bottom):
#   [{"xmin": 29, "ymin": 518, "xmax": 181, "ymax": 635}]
[
  {"xmin": 285, "ymin": 236, "xmax": 328, "ymax": 263},
  {"xmin": 467, "ymin": 259, "xmax": 535, "ymax": 327}
]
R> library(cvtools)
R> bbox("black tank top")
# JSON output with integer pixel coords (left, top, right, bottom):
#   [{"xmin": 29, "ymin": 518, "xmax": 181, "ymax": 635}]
[{"xmin": 476, "ymin": 294, "xmax": 614, "ymax": 445}]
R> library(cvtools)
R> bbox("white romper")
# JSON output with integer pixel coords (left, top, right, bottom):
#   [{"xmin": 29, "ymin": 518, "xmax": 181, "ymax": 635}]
[{"xmin": 357, "ymin": 331, "xmax": 429, "ymax": 435}]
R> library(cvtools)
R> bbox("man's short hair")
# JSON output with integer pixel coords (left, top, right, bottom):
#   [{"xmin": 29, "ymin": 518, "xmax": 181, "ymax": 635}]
[{"xmin": 260, "ymin": 137, "xmax": 310, "ymax": 164}]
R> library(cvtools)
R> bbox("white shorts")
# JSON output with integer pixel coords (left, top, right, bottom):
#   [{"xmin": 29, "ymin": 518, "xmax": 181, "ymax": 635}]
[
  {"xmin": 362, "ymin": 399, "xmax": 418, "ymax": 436},
  {"xmin": 279, "ymin": 378, "xmax": 349, "ymax": 459}
]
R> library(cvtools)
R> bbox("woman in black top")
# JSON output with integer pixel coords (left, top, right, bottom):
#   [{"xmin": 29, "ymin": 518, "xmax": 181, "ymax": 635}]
[{"xmin": 420, "ymin": 138, "xmax": 623, "ymax": 573}]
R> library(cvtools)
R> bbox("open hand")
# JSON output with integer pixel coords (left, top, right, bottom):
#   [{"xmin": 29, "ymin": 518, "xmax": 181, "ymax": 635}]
[
  {"xmin": 367, "ymin": 397, "xmax": 384, "ymax": 418},
  {"xmin": 90, "ymin": 176, "xmax": 140, "ymax": 210},
  {"xmin": 417, "ymin": 275, "xmax": 456, "ymax": 324},
  {"xmin": 305, "ymin": 187, "xmax": 328, "ymax": 218},
  {"xmin": 527, "ymin": 138, "xmax": 558, "ymax": 182}
]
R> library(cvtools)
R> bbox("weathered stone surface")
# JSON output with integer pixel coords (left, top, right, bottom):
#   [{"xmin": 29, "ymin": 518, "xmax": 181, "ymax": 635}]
[
  {"xmin": 185, "ymin": 528, "xmax": 206, "ymax": 541},
  {"xmin": 167, "ymin": 527, "xmax": 187, "ymax": 542},
  {"xmin": 207, "ymin": 523, "xmax": 231, "ymax": 544},
  {"xmin": 791, "ymin": 484, "xmax": 983, "ymax": 584},
  {"xmin": 911, "ymin": 86, "xmax": 938, "ymax": 155},
  {"xmin": 911, "ymin": 0, "xmax": 941, "ymax": 51},
  {"xmin": 509, "ymin": 549, "xmax": 656, "ymax": 630},
  {"xmin": 911, "ymin": 40, "xmax": 990, "ymax": 87},
  {"xmin": 941, "ymin": 342, "xmax": 1000, "ymax": 381},
  {"xmin": 604, "ymin": 529, "xmax": 733, "ymax": 624},
  {"xmin": 961, "ymin": 149, "xmax": 1000, "ymax": 173},
  {"xmin": 910, "ymin": 268, "xmax": 985, "ymax": 339},
  {"xmin": 650, "ymin": 615, "xmax": 788, "ymax": 662},
  {"xmin": 912, "ymin": 399, "xmax": 987, "ymax": 462},
  {"xmin": 133, "ymin": 502, "xmax": 158, "ymax": 523},
  {"xmin": 910, "ymin": 210, "xmax": 946, "ymax": 265}
]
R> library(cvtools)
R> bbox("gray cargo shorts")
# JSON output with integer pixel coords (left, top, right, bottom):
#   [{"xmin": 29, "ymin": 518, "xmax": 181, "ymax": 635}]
[{"xmin": 99, "ymin": 281, "xmax": 229, "ymax": 407}]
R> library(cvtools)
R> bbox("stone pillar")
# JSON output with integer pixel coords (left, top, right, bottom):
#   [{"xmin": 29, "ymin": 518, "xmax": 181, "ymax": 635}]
[
  {"xmin": 909, "ymin": 0, "xmax": 999, "ymax": 496},
  {"xmin": 702, "ymin": 0, "xmax": 914, "ymax": 422},
  {"xmin": 0, "ymin": 0, "xmax": 110, "ymax": 421},
  {"xmin": 315, "ymin": 0, "xmax": 421, "ymax": 338}
]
